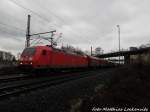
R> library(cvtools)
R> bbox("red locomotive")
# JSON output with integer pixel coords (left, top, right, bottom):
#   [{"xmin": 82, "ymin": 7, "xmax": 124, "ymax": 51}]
[{"xmin": 19, "ymin": 45, "xmax": 111, "ymax": 70}]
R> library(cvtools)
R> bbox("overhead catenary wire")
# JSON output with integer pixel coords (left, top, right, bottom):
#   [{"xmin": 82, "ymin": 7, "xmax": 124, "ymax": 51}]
[
  {"xmin": 9, "ymin": 0, "xmax": 58, "ymax": 33},
  {"xmin": 10, "ymin": 0, "xmax": 60, "ymax": 29},
  {"xmin": 10, "ymin": 0, "xmax": 51, "ymax": 23},
  {"xmin": 0, "ymin": 22, "xmax": 25, "ymax": 32},
  {"xmin": 9, "ymin": 0, "xmax": 92, "ymax": 44},
  {"xmin": 9, "ymin": 0, "xmax": 66, "ymax": 28},
  {"xmin": 0, "ymin": 24, "xmax": 25, "ymax": 37}
]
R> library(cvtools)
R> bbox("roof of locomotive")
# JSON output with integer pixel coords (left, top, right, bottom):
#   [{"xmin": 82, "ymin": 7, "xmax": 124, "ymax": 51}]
[
  {"xmin": 30, "ymin": 45, "xmax": 87, "ymax": 57},
  {"xmin": 31, "ymin": 45, "xmax": 52, "ymax": 50}
]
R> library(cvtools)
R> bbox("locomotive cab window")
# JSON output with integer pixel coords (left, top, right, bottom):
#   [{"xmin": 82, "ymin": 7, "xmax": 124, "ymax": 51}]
[
  {"xmin": 42, "ymin": 50, "xmax": 47, "ymax": 55},
  {"xmin": 22, "ymin": 48, "xmax": 36, "ymax": 56}
]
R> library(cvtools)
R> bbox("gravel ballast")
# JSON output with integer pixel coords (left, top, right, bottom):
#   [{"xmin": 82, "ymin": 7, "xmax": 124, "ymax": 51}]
[
  {"xmin": 0, "ymin": 69, "xmax": 114, "ymax": 112},
  {"xmin": 0, "ymin": 65, "xmax": 149, "ymax": 112}
]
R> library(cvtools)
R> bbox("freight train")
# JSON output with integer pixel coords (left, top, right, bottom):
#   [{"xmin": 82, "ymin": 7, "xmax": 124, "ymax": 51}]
[{"xmin": 19, "ymin": 45, "xmax": 112, "ymax": 70}]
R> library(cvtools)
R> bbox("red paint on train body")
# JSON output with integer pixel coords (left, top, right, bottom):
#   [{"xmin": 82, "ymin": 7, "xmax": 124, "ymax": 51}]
[
  {"xmin": 20, "ymin": 46, "xmax": 89, "ymax": 69},
  {"xmin": 19, "ymin": 45, "xmax": 113, "ymax": 70}
]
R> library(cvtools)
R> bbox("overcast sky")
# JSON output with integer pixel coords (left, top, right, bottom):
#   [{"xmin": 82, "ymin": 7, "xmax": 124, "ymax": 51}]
[{"xmin": 0, "ymin": 0, "xmax": 150, "ymax": 56}]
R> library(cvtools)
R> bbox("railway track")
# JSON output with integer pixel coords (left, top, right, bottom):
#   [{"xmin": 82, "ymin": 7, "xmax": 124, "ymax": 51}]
[
  {"xmin": 0, "ymin": 68, "xmax": 103, "ymax": 84},
  {"xmin": 0, "ymin": 69, "xmax": 112, "ymax": 99},
  {"xmin": 0, "ymin": 69, "xmax": 88, "ymax": 84},
  {"xmin": 0, "ymin": 74, "xmax": 31, "ymax": 84}
]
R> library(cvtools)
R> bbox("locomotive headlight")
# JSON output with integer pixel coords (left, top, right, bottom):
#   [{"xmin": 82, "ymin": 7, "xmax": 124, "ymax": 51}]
[{"xmin": 29, "ymin": 57, "xmax": 32, "ymax": 61}]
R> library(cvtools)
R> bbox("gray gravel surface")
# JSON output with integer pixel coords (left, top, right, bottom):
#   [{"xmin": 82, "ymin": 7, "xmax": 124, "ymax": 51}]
[{"xmin": 0, "ymin": 68, "xmax": 115, "ymax": 112}]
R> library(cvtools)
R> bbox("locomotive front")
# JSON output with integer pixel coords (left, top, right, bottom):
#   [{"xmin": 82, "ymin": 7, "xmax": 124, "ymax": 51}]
[{"xmin": 19, "ymin": 47, "xmax": 36, "ymax": 68}]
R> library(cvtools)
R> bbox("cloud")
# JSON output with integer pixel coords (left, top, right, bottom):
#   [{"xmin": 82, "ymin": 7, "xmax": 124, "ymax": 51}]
[
  {"xmin": 0, "ymin": 0, "xmax": 150, "ymax": 56},
  {"xmin": 0, "ymin": 36, "xmax": 25, "ymax": 55}
]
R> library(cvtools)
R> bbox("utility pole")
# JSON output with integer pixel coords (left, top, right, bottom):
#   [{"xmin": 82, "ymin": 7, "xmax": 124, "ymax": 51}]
[
  {"xmin": 91, "ymin": 46, "xmax": 93, "ymax": 56},
  {"xmin": 50, "ymin": 37, "xmax": 54, "ymax": 47},
  {"xmin": 50, "ymin": 31, "xmax": 55, "ymax": 47},
  {"xmin": 26, "ymin": 15, "xmax": 31, "ymax": 48},
  {"xmin": 117, "ymin": 25, "xmax": 120, "ymax": 64}
]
